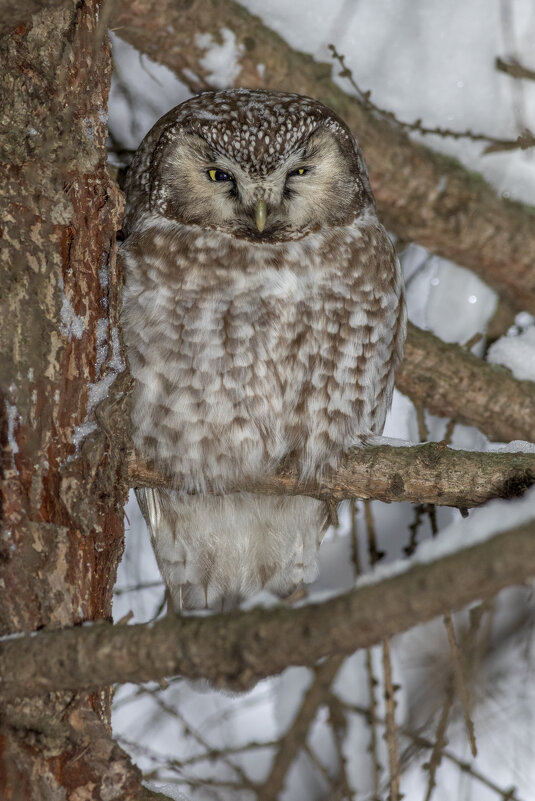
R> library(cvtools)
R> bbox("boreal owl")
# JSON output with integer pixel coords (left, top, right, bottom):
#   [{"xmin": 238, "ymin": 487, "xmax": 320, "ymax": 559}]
[{"xmin": 121, "ymin": 89, "xmax": 406, "ymax": 611}]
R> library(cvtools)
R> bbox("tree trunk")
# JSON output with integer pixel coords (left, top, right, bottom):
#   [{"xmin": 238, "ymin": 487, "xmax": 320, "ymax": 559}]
[{"xmin": 0, "ymin": 1, "xmax": 143, "ymax": 797}]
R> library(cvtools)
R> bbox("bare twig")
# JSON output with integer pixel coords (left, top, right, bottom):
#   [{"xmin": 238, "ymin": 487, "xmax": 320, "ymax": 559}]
[
  {"xmin": 416, "ymin": 403, "xmax": 429, "ymax": 444},
  {"xmin": 344, "ymin": 701, "xmax": 526, "ymax": 801},
  {"xmin": 364, "ymin": 500, "xmax": 385, "ymax": 564},
  {"xmin": 423, "ymin": 690, "xmax": 454, "ymax": 801},
  {"xmin": 496, "ymin": 56, "xmax": 535, "ymax": 82},
  {"xmin": 258, "ymin": 655, "xmax": 344, "ymax": 799},
  {"xmin": 382, "ymin": 638, "xmax": 401, "ymax": 801},
  {"xmin": 365, "ymin": 648, "xmax": 382, "ymax": 799},
  {"xmin": 443, "ymin": 614, "xmax": 477, "ymax": 757},
  {"xmin": 329, "ymin": 45, "xmax": 534, "ymax": 154},
  {"xmin": 483, "ymin": 129, "xmax": 535, "ymax": 155},
  {"xmin": 349, "ymin": 498, "xmax": 361, "ymax": 575},
  {"xmin": 327, "ymin": 693, "xmax": 356, "ymax": 799},
  {"xmin": 303, "ymin": 742, "xmax": 332, "ymax": 786}
]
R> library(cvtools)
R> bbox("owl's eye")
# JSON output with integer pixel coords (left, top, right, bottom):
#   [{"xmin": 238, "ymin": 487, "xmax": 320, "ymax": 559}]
[
  {"xmin": 288, "ymin": 167, "xmax": 308, "ymax": 177},
  {"xmin": 208, "ymin": 169, "xmax": 233, "ymax": 182}
]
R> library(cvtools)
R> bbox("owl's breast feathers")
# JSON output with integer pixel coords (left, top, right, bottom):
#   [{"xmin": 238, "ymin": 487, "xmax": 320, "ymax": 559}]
[{"xmin": 121, "ymin": 214, "xmax": 406, "ymax": 491}]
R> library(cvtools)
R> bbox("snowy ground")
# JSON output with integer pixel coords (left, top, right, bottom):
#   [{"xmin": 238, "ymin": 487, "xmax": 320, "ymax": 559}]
[{"xmin": 109, "ymin": 2, "xmax": 535, "ymax": 798}]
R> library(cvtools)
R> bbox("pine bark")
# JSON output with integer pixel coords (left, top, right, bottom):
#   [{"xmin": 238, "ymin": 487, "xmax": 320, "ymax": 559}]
[{"xmin": 0, "ymin": 1, "xmax": 144, "ymax": 797}]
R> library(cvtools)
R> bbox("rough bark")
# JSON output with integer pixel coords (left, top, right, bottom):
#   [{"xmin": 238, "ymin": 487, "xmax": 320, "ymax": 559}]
[
  {"xmin": 130, "ymin": 443, "xmax": 535, "ymax": 509},
  {"xmin": 111, "ymin": 0, "xmax": 535, "ymax": 314},
  {"xmin": 1, "ymin": 518, "xmax": 534, "ymax": 695},
  {"xmin": 0, "ymin": 1, "xmax": 145, "ymax": 798}
]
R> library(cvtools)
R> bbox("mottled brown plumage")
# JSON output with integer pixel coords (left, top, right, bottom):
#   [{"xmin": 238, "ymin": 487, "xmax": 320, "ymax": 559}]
[{"xmin": 121, "ymin": 89, "xmax": 406, "ymax": 610}]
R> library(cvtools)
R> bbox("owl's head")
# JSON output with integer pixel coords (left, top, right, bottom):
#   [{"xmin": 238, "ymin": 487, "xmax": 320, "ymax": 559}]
[{"xmin": 124, "ymin": 90, "xmax": 375, "ymax": 242}]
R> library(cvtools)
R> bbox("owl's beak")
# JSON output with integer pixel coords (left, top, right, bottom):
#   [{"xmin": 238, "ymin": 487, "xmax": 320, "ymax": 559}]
[{"xmin": 255, "ymin": 198, "xmax": 267, "ymax": 232}]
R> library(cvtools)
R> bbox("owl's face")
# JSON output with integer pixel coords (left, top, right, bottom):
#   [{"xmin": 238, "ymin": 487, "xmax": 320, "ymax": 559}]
[
  {"xmin": 135, "ymin": 90, "xmax": 374, "ymax": 243},
  {"xmin": 161, "ymin": 128, "xmax": 359, "ymax": 241}
]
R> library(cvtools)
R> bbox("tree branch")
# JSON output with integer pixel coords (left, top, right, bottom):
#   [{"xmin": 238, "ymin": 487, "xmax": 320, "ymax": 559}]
[
  {"xmin": 129, "ymin": 443, "xmax": 535, "ymax": 509},
  {"xmin": 111, "ymin": 0, "xmax": 535, "ymax": 314},
  {"xmin": 399, "ymin": 323, "xmax": 535, "ymax": 443},
  {"xmin": 2, "ymin": 518, "xmax": 534, "ymax": 696},
  {"xmin": 496, "ymin": 56, "xmax": 535, "ymax": 82}
]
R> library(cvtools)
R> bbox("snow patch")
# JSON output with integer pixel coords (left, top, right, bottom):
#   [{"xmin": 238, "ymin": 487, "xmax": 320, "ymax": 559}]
[
  {"xmin": 487, "ymin": 326, "xmax": 535, "ymax": 382},
  {"xmin": 85, "ymin": 325, "xmax": 125, "ymax": 418},
  {"xmin": 196, "ymin": 28, "xmax": 244, "ymax": 88},
  {"xmin": 60, "ymin": 290, "xmax": 84, "ymax": 340},
  {"xmin": 99, "ymin": 263, "xmax": 109, "ymax": 289},
  {"xmin": 488, "ymin": 440, "xmax": 535, "ymax": 454},
  {"xmin": 71, "ymin": 324, "xmax": 125, "ymax": 455},
  {"xmin": 72, "ymin": 421, "xmax": 98, "ymax": 451},
  {"xmin": 5, "ymin": 402, "xmax": 19, "ymax": 470}
]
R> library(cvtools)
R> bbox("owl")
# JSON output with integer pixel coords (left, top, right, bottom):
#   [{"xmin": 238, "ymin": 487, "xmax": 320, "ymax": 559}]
[{"xmin": 120, "ymin": 89, "xmax": 406, "ymax": 611}]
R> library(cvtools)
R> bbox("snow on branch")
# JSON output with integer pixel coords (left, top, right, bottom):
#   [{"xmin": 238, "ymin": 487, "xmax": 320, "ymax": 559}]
[
  {"xmin": 2, "ymin": 515, "xmax": 534, "ymax": 697},
  {"xmin": 111, "ymin": 0, "xmax": 535, "ymax": 314}
]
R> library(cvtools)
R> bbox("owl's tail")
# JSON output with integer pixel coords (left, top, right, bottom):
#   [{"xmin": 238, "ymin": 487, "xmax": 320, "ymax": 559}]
[{"xmin": 136, "ymin": 488, "xmax": 328, "ymax": 611}]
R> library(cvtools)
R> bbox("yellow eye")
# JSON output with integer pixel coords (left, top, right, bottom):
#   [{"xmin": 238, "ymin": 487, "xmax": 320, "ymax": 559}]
[
  {"xmin": 208, "ymin": 169, "xmax": 233, "ymax": 182},
  {"xmin": 288, "ymin": 167, "xmax": 308, "ymax": 177}
]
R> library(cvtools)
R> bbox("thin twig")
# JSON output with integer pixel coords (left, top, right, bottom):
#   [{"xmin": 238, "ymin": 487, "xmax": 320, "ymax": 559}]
[
  {"xmin": 442, "ymin": 418, "xmax": 457, "ymax": 446},
  {"xmin": 443, "ymin": 614, "xmax": 478, "ymax": 757},
  {"xmin": 405, "ymin": 504, "xmax": 428, "ymax": 556},
  {"xmin": 258, "ymin": 655, "xmax": 345, "ymax": 800},
  {"xmin": 423, "ymin": 689, "xmax": 454, "ymax": 801},
  {"xmin": 365, "ymin": 648, "xmax": 382, "ymax": 799},
  {"xmin": 343, "ymin": 702, "xmax": 526, "ymax": 801},
  {"xmin": 349, "ymin": 498, "xmax": 361, "ymax": 576},
  {"xmin": 364, "ymin": 500, "xmax": 384, "ymax": 565},
  {"xmin": 415, "ymin": 403, "xmax": 429, "ymax": 443},
  {"xmin": 382, "ymin": 638, "xmax": 401, "ymax": 801},
  {"xmin": 329, "ymin": 44, "xmax": 535, "ymax": 154},
  {"xmin": 149, "ymin": 693, "xmax": 256, "ymax": 789},
  {"xmin": 328, "ymin": 693, "xmax": 357, "ymax": 800},
  {"xmin": 303, "ymin": 742, "xmax": 333, "ymax": 786},
  {"xmin": 496, "ymin": 56, "xmax": 535, "ymax": 82}
]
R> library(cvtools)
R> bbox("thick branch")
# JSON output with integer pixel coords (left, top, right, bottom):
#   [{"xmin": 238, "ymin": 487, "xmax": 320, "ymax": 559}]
[
  {"xmin": 112, "ymin": 0, "xmax": 535, "ymax": 314},
  {"xmin": 2, "ymin": 519, "xmax": 534, "ymax": 695},
  {"xmin": 130, "ymin": 443, "xmax": 535, "ymax": 509},
  {"xmin": 400, "ymin": 323, "xmax": 535, "ymax": 443}
]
